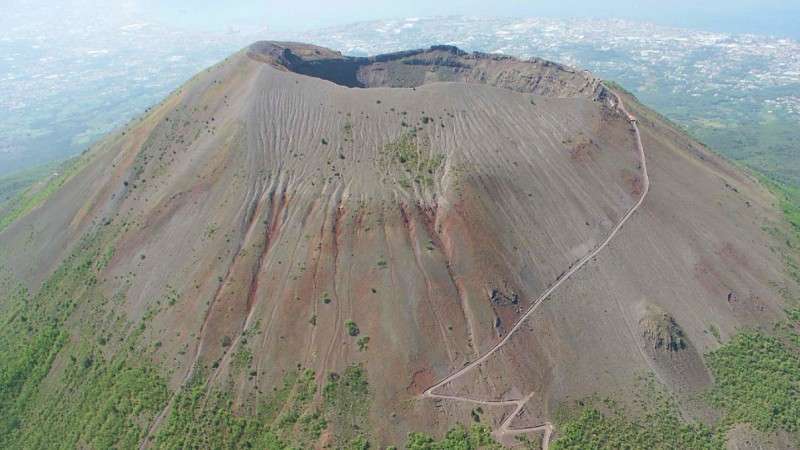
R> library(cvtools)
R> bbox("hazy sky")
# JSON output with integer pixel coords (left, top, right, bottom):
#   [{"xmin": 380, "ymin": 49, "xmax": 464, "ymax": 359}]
[{"xmin": 140, "ymin": 0, "xmax": 800, "ymax": 38}]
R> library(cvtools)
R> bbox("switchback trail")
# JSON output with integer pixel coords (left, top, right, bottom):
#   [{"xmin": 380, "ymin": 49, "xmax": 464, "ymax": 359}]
[
  {"xmin": 422, "ymin": 88, "xmax": 649, "ymax": 449},
  {"xmin": 139, "ymin": 88, "xmax": 646, "ymax": 449}
]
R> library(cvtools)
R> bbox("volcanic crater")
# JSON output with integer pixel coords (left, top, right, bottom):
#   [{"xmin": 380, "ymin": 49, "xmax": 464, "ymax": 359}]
[{"xmin": 0, "ymin": 41, "xmax": 795, "ymax": 449}]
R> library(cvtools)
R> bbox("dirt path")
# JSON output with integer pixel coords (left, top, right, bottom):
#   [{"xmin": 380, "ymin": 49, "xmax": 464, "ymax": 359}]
[
  {"xmin": 138, "ymin": 88, "xmax": 646, "ymax": 449},
  {"xmin": 422, "ymin": 89, "xmax": 648, "ymax": 449}
]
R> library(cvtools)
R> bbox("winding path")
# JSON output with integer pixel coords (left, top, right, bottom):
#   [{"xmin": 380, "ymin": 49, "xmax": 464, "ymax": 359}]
[
  {"xmin": 139, "ymin": 88, "xmax": 646, "ymax": 449},
  {"xmin": 421, "ymin": 89, "xmax": 649, "ymax": 448}
]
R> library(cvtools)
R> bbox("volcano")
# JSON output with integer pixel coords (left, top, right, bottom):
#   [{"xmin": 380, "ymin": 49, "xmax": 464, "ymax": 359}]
[{"xmin": 0, "ymin": 42, "xmax": 796, "ymax": 449}]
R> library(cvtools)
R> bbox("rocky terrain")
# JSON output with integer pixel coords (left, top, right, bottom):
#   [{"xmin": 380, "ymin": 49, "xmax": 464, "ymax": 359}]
[{"xmin": 0, "ymin": 42, "xmax": 797, "ymax": 449}]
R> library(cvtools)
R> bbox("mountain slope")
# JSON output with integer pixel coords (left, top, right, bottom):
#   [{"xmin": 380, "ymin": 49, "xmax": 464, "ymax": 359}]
[{"xmin": 0, "ymin": 42, "xmax": 796, "ymax": 448}]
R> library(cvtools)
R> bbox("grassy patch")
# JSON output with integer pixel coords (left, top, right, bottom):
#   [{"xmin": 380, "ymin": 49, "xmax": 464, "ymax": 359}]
[
  {"xmin": 0, "ymin": 231, "xmax": 108, "ymax": 441},
  {"xmin": 706, "ymin": 330, "xmax": 800, "ymax": 434},
  {"xmin": 0, "ymin": 155, "xmax": 88, "ymax": 233},
  {"xmin": 383, "ymin": 133, "xmax": 445, "ymax": 187},
  {"xmin": 552, "ymin": 381, "xmax": 723, "ymax": 450},
  {"xmin": 155, "ymin": 368, "xmax": 324, "ymax": 449},
  {"xmin": 406, "ymin": 423, "xmax": 502, "ymax": 449},
  {"xmin": 708, "ymin": 324, "xmax": 721, "ymax": 343},
  {"xmin": 0, "ymin": 161, "xmax": 59, "ymax": 206},
  {"xmin": 0, "ymin": 226, "xmax": 171, "ymax": 449},
  {"xmin": 150, "ymin": 365, "xmax": 374, "ymax": 448},
  {"xmin": 232, "ymin": 346, "xmax": 253, "ymax": 371},
  {"xmin": 9, "ymin": 349, "xmax": 169, "ymax": 449},
  {"xmin": 155, "ymin": 365, "xmax": 376, "ymax": 449},
  {"xmin": 553, "ymin": 406, "xmax": 721, "ymax": 450},
  {"xmin": 758, "ymin": 175, "xmax": 800, "ymax": 285},
  {"xmin": 602, "ymin": 80, "xmax": 635, "ymax": 98},
  {"xmin": 323, "ymin": 364, "xmax": 371, "ymax": 447}
]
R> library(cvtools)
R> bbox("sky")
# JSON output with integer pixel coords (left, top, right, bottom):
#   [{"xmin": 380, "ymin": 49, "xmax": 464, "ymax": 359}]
[{"xmin": 140, "ymin": 0, "xmax": 800, "ymax": 38}]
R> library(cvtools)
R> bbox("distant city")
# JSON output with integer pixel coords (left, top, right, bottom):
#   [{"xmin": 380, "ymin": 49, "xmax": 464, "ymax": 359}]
[
  {"xmin": 0, "ymin": 1, "xmax": 259, "ymax": 175},
  {"xmin": 2, "ymin": 14, "xmax": 799, "ymax": 182},
  {"xmin": 294, "ymin": 17, "xmax": 800, "ymax": 183}
]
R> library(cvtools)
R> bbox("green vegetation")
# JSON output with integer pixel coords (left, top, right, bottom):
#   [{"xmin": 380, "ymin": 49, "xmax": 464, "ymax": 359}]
[
  {"xmin": 542, "ymin": 161, "xmax": 799, "ymax": 447},
  {"xmin": 155, "ymin": 368, "xmax": 325, "ymax": 449},
  {"xmin": 23, "ymin": 225, "xmax": 389, "ymax": 449},
  {"xmin": 515, "ymin": 434, "xmax": 543, "ymax": 449},
  {"xmin": 232, "ymin": 346, "xmax": 253, "ymax": 371},
  {"xmin": 343, "ymin": 121, "xmax": 354, "ymax": 142},
  {"xmin": 606, "ymin": 79, "xmax": 800, "ymax": 187},
  {"xmin": 9, "ymin": 349, "xmax": 168, "ymax": 449},
  {"xmin": 760, "ymin": 176, "xmax": 800, "ymax": 284},
  {"xmin": 553, "ymin": 406, "xmax": 721, "ymax": 449},
  {"xmin": 0, "ymin": 155, "xmax": 88, "ymax": 233},
  {"xmin": 406, "ymin": 423, "xmax": 502, "ymax": 449},
  {"xmin": 554, "ymin": 308, "xmax": 800, "ymax": 449},
  {"xmin": 706, "ymin": 330, "xmax": 800, "ymax": 433},
  {"xmin": 383, "ymin": 133, "xmax": 445, "ymax": 187},
  {"xmin": 8, "ymin": 217, "xmax": 797, "ymax": 449},
  {"xmin": 323, "ymin": 364, "xmax": 371, "ymax": 447},
  {"xmin": 0, "ymin": 161, "xmax": 58, "ymax": 205},
  {"xmin": 1, "ymin": 78, "xmax": 799, "ymax": 448},
  {"xmin": 552, "ymin": 387, "xmax": 723, "ymax": 450},
  {"xmin": 153, "ymin": 364, "xmax": 374, "ymax": 449},
  {"xmin": 602, "ymin": 80, "xmax": 635, "ymax": 98},
  {"xmin": 0, "ymin": 235, "xmax": 101, "ymax": 439},
  {"xmin": 691, "ymin": 112, "xmax": 800, "ymax": 187},
  {"xmin": 204, "ymin": 223, "xmax": 219, "ymax": 240},
  {"xmin": 346, "ymin": 320, "xmax": 360, "ymax": 337},
  {"xmin": 708, "ymin": 324, "xmax": 721, "ymax": 342},
  {"xmin": 0, "ymin": 227, "xmax": 171, "ymax": 449},
  {"xmin": 762, "ymin": 176, "xmax": 800, "ymax": 231},
  {"xmin": 686, "ymin": 147, "xmax": 800, "ymax": 444}
]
